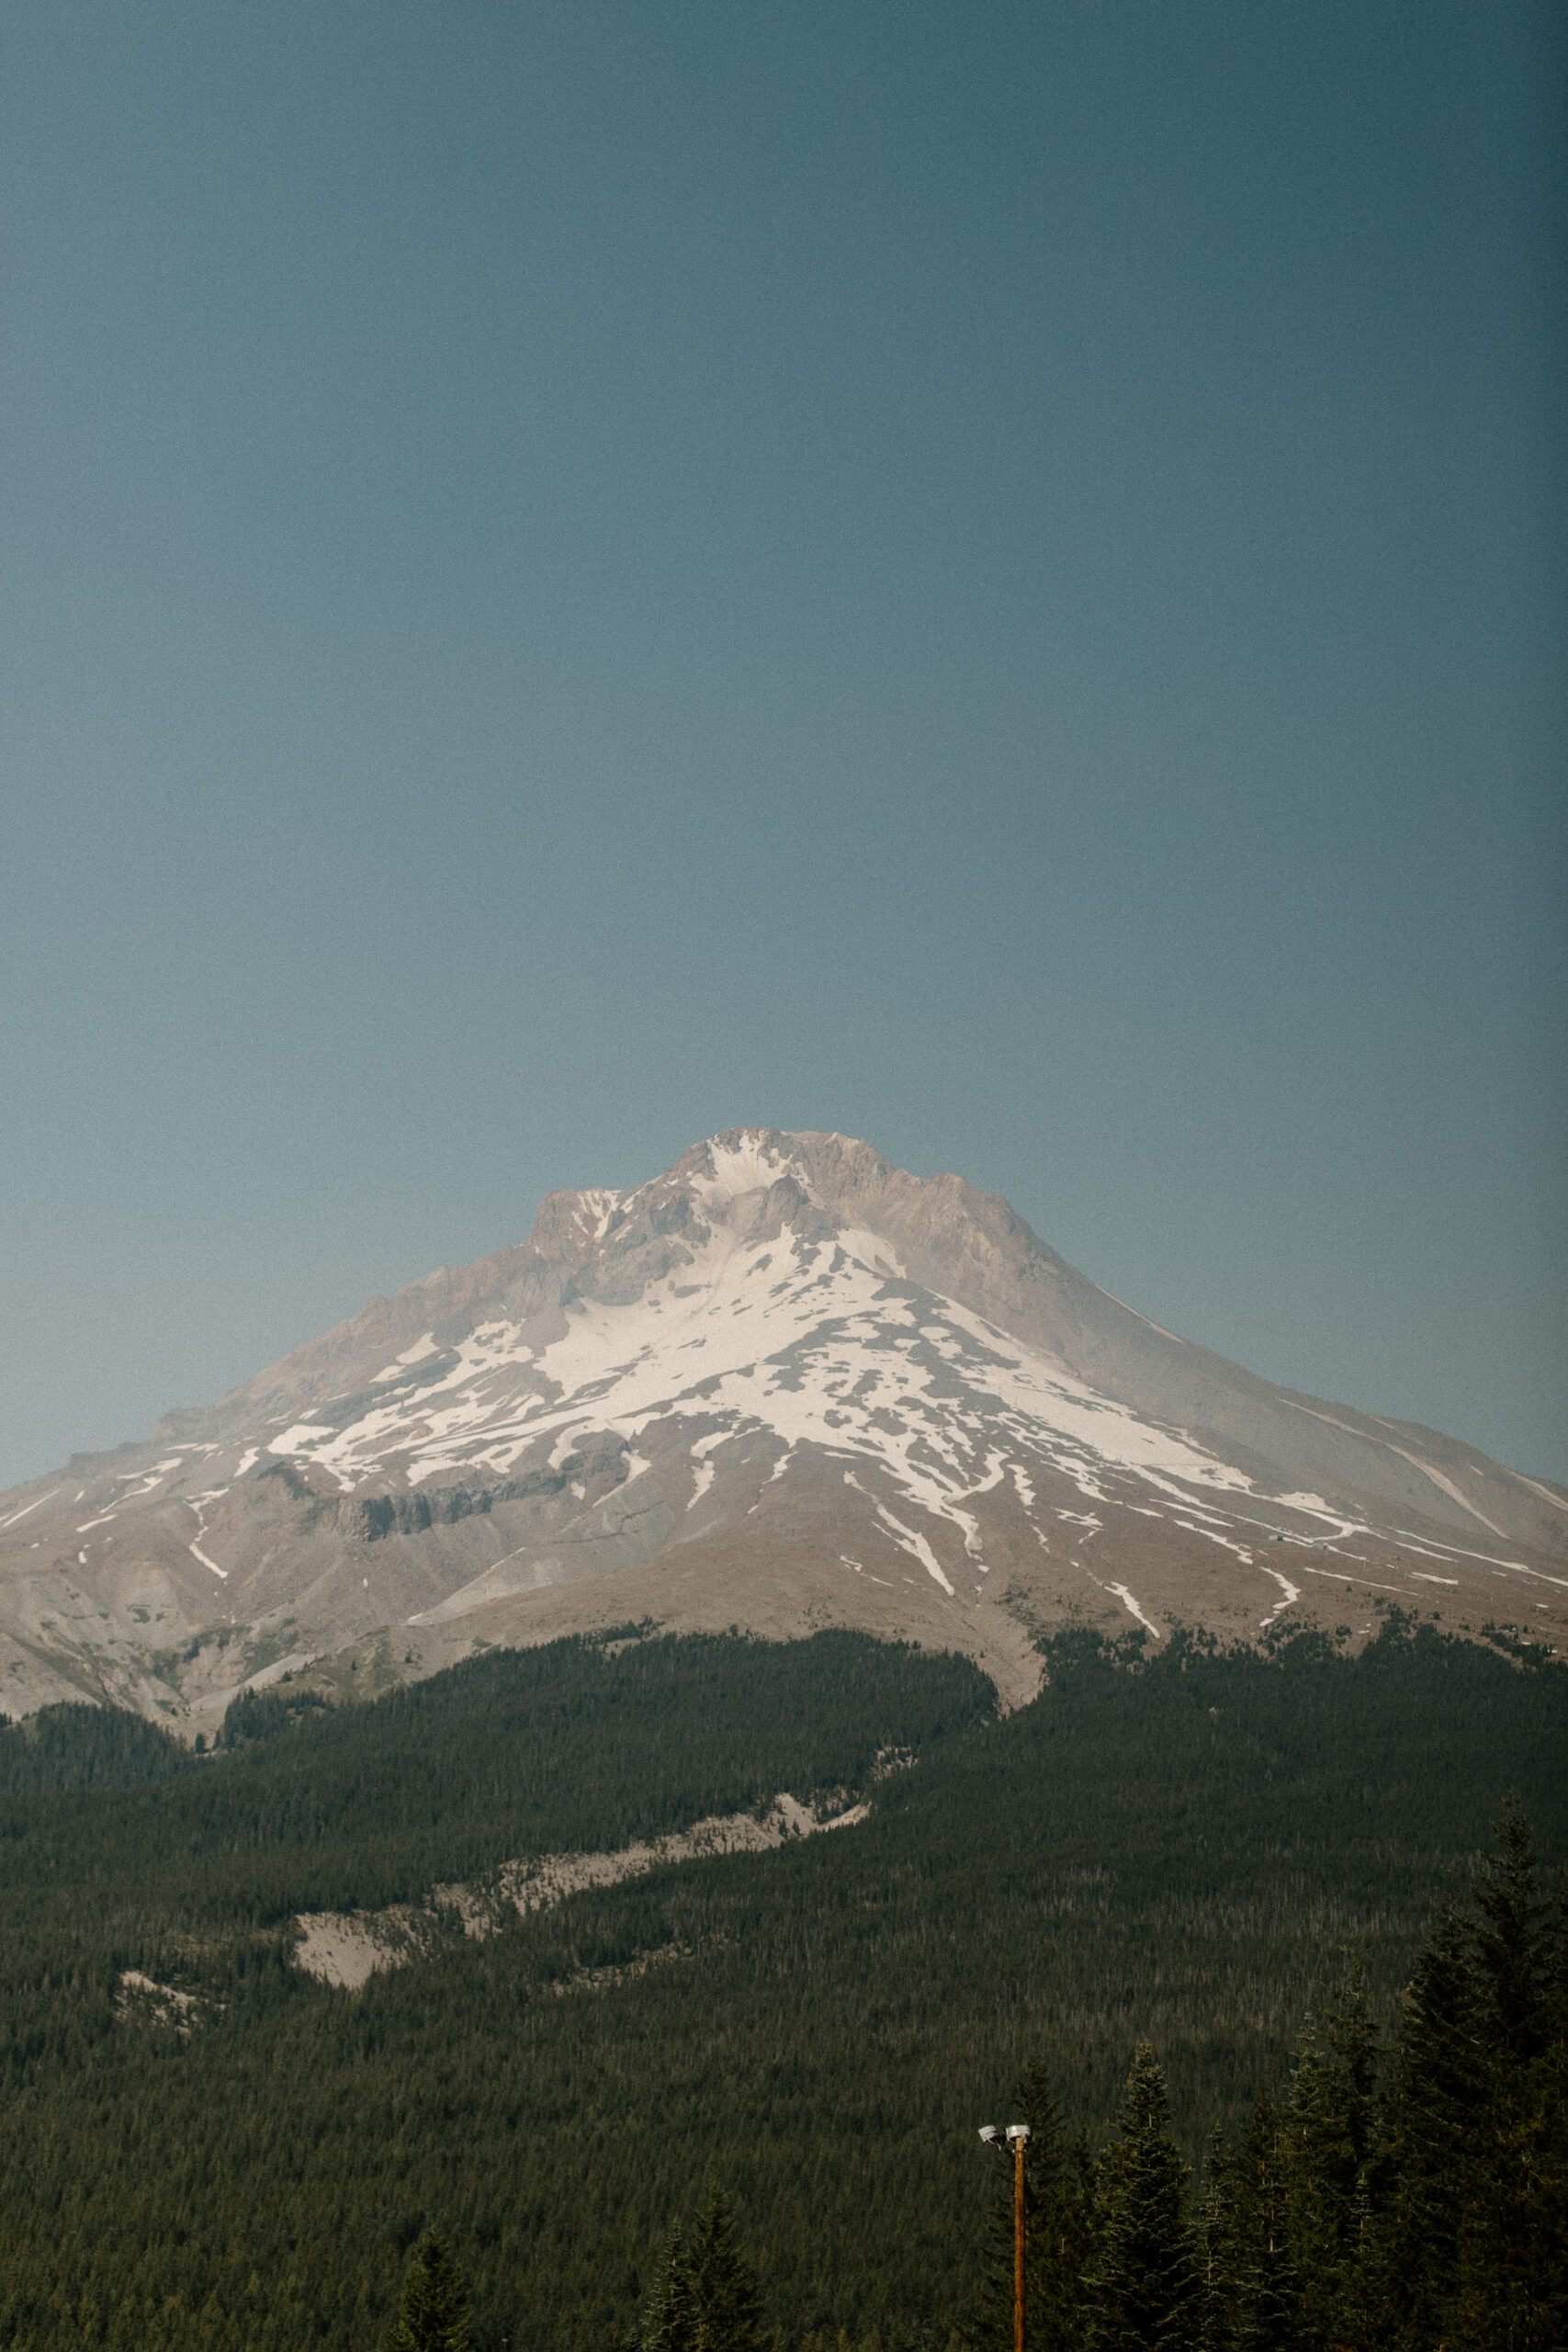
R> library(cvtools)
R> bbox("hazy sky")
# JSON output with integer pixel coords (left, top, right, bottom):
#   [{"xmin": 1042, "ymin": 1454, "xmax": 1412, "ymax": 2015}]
[{"xmin": 2, "ymin": 1, "xmax": 1562, "ymax": 1489}]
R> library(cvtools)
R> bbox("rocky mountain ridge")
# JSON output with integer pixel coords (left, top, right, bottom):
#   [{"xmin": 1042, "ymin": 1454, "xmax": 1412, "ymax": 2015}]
[{"xmin": 2, "ymin": 1128, "xmax": 1562, "ymax": 1725}]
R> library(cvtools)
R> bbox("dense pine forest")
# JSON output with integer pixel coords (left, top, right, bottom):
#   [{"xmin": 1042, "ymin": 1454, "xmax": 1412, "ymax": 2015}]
[{"xmin": 0, "ymin": 1617, "xmax": 1562, "ymax": 2349}]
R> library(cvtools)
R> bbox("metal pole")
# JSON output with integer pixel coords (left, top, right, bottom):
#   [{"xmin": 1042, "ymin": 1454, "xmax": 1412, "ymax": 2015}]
[{"xmin": 1014, "ymin": 2130, "xmax": 1026, "ymax": 2352}]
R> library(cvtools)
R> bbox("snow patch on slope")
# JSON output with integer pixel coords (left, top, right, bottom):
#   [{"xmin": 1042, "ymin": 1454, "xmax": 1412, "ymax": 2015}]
[{"xmin": 253, "ymin": 1189, "xmax": 1399, "ymax": 1600}]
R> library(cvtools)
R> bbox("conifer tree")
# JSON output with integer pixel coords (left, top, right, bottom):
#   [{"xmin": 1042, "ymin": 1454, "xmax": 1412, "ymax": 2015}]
[
  {"xmin": 642, "ymin": 2225, "xmax": 698, "ymax": 2352},
  {"xmin": 1472, "ymin": 1796, "xmax": 1552, "ymax": 2067},
  {"xmin": 686, "ymin": 2187, "xmax": 767, "ymax": 2352},
  {"xmin": 649, "ymin": 2182, "xmax": 771, "ymax": 2352},
  {"xmin": 1084, "ymin": 2044, "xmax": 1201, "ymax": 2352},
  {"xmin": 1447, "ymin": 1805, "xmax": 1567, "ymax": 2352},
  {"xmin": 1223, "ymin": 2096, "xmax": 1303, "ymax": 2352},
  {"xmin": 1197, "ymin": 2129, "xmax": 1238, "ymax": 2352},
  {"xmin": 1357, "ymin": 1901, "xmax": 1482, "ymax": 2349},
  {"xmin": 1279, "ymin": 1957, "xmax": 1379, "ymax": 2346},
  {"xmin": 387, "ymin": 2231, "xmax": 468, "ymax": 2352},
  {"xmin": 1361, "ymin": 1806, "xmax": 1567, "ymax": 2352}
]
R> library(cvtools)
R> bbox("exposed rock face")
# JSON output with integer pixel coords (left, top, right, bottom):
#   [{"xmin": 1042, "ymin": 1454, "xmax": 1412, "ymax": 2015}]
[{"xmin": 2, "ymin": 1127, "xmax": 1562, "ymax": 1726}]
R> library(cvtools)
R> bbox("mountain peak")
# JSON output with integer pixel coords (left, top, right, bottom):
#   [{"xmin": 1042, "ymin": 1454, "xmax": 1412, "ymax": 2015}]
[{"xmin": 0, "ymin": 1127, "xmax": 1562, "ymax": 1727}]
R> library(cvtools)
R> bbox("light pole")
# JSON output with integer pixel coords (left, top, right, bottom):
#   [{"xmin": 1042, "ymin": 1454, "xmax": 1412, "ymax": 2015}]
[{"xmin": 978, "ymin": 2121, "xmax": 1031, "ymax": 2352}]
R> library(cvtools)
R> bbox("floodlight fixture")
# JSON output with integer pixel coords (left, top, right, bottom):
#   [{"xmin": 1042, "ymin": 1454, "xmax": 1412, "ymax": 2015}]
[{"xmin": 976, "ymin": 2113, "xmax": 1032, "ymax": 2352}]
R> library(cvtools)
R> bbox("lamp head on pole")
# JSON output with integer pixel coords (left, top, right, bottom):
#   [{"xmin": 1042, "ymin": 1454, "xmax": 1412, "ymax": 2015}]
[
  {"xmin": 1006, "ymin": 2124, "xmax": 1031, "ymax": 2143},
  {"xmin": 978, "ymin": 2125, "xmax": 1000, "ymax": 2144}
]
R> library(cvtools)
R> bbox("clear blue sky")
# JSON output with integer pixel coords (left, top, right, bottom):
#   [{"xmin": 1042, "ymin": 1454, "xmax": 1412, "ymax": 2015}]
[{"xmin": 2, "ymin": 1, "xmax": 1562, "ymax": 1488}]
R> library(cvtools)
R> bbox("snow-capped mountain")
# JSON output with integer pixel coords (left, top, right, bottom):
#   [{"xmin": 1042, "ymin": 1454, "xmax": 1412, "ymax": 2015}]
[{"xmin": 2, "ymin": 1129, "xmax": 1563, "ymax": 1724}]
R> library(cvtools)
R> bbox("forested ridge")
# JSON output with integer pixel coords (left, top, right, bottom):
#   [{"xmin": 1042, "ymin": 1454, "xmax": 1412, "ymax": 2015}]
[{"xmin": 0, "ymin": 1620, "xmax": 1562, "ymax": 2349}]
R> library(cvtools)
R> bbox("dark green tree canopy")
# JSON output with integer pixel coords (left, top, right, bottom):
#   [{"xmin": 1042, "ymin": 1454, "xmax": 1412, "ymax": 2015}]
[{"xmin": 0, "ymin": 1631, "xmax": 1562, "ymax": 2352}]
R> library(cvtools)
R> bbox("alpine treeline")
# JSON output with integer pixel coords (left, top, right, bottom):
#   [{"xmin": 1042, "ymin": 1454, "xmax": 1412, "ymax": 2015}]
[{"xmin": 0, "ymin": 1622, "xmax": 1562, "ymax": 2349}]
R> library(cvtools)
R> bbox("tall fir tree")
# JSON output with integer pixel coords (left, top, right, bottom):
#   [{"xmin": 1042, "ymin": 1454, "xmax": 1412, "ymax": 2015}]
[
  {"xmin": 1360, "ymin": 1806, "xmax": 1568, "ymax": 2352},
  {"xmin": 387, "ymin": 2231, "xmax": 468, "ymax": 2352},
  {"xmin": 1472, "ymin": 1798, "xmax": 1554, "ymax": 2066},
  {"xmin": 1359, "ymin": 1899, "xmax": 1485, "ymax": 2349},
  {"xmin": 686, "ymin": 2188, "xmax": 767, "ymax": 2352},
  {"xmin": 636, "ymin": 2193, "xmax": 768, "ymax": 2352},
  {"xmin": 1220, "ymin": 2096, "xmax": 1303, "ymax": 2352},
  {"xmin": 1278, "ymin": 1956, "xmax": 1380, "ymax": 2347},
  {"xmin": 1084, "ymin": 2044, "xmax": 1202, "ymax": 2352},
  {"xmin": 1447, "ymin": 1804, "xmax": 1567, "ymax": 2352},
  {"xmin": 1197, "ymin": 2129, "xmax": 1239, "ymax": 2352},
  {"xmin": 642, "ymin": 2224, "xmax": 698, "ymax": 2352}
]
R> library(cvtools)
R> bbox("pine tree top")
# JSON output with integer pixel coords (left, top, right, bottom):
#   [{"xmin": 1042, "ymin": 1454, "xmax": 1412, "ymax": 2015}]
[{"xmin": 389, "ymin": 2229, "xmax": 469, "ymax": 2352}]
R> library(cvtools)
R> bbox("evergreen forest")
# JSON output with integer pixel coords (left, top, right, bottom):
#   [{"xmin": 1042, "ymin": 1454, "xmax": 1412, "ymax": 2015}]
[{"xmin": 0, "ymin": 1617, "xmax": 1562, "ymax": 2350}]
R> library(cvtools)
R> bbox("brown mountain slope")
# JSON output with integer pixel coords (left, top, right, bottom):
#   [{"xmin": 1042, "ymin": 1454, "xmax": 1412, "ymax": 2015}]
[{"xmin": 2, "ymin": 1129, "xmax": 1562, "ymax": 1726}]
